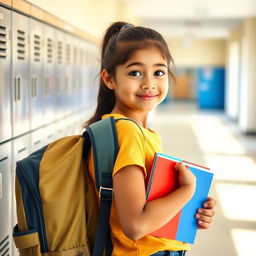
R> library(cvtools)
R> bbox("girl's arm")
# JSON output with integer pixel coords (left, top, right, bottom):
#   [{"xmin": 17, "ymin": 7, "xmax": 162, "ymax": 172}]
[{"xmin": 113, "ymin": 162, "xmax": 196, "ymax": 240}]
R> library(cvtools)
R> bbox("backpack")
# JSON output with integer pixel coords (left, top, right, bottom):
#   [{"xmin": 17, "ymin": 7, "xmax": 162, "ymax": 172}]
[{"xmin": 13, "ymin": 116, "xmax": 119, "ymax": 256}]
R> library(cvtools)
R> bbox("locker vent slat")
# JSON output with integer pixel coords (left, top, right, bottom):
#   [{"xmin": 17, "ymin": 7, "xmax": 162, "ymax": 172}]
[
  {"xmin": 0, "ymin": 236, "xmax": 9, "ymax": 256},
  {"xmin": 33, "ymin": 34, "xmax": 41, "ymax": 62},
  {"xmin": 66, "ymin": 44, "xmax": 70, "ymax": 65},
  {"xmin": 0, "ymin": 25, "xmax": 7, "ymax": 59},
  {"xmin": 47, "ymin": 38, "xmax": 53, "ymax": 63},
  {"xmin": 17, "ymin": 30, "xmax": 26, "ymax": 60},
  {"xmin": 57, "ymin": 41, "xmax": 62, "ymax": 64}
]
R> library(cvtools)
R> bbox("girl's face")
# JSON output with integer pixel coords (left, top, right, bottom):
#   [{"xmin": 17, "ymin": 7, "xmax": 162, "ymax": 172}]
[{"xmin": 106, "ymin": 46, "xmax": 169, "ymax": 117}]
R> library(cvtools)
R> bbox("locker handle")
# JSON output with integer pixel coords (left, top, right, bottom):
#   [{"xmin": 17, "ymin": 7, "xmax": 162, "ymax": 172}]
[
  {"xmin": 18, "ymin": 147, "xmax": 26, "ymax": 154},
  {"xmin": 34, "ymin": 140, "xmax": 41, "ymax": 146},
  {"xmin": 31, "ymin": 76, "xmax": 37, "ymax": 98},
  {"xmin": 0, "ymin": 156, "xmax": 8, "ymax": 163},
  {"xmin": 14, "ymin": 77, "xmax": 21, "ymax": 101},
  {"xmin": 45, "ymin": 77, "xmax": 50, "ymax": 96}
]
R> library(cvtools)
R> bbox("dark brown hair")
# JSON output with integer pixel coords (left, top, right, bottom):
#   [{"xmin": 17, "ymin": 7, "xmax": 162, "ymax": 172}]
[{"xmin": 84, "ymin": 21, "xmax": 175, "ymax": 126}]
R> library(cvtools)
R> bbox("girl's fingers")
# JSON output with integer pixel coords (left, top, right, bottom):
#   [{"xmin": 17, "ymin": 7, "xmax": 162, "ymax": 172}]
[
  {"xmin": 198, "ymin": 220, "xmax": 210, "ymax": 229},
  {"xmin": 197, "ymin": 208, "xmax": 215, "ymax": 217},
  {"xmin": 195, "ymin": 213, "xmax": 212, "ymax": 223},
  {"xmin": 204, "ymin": 197, "xmax": 217, "ymax": 208}
]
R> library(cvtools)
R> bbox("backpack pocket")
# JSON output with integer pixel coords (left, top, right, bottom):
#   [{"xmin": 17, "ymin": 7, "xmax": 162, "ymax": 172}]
[{"xmin": 13, "ymin": 225, "xmax": 42, "ymax": 256}]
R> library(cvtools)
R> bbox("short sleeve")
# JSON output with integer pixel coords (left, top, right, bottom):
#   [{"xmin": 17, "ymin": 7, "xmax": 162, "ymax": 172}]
[{"xmin": 113, "ymin": 120, "xmax": 146, "ymax": 177}]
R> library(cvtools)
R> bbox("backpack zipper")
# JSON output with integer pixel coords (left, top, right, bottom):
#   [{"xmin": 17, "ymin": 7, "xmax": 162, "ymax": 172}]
[{"xmin": 16, "ymin": 161, "xmax": 48, "ymax": 252}]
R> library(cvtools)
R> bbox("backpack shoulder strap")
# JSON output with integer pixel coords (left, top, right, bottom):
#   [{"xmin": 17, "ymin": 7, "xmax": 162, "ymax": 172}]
[
  {"xmin": 86, "ymin": 116, "xmax": 118, "ymax": 192},
  {"xmin": 84, "ymin": 116, "xmax": 118, "ymax": 256}
]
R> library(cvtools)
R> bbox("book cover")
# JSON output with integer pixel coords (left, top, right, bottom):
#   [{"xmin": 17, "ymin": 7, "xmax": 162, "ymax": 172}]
[{"xmin": 146, "ymin": 152, "xmax": 214, "ymax": 244}]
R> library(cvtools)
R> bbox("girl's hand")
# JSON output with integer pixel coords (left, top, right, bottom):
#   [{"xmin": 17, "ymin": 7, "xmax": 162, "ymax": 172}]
[
  {"xmin": 175, "ymin": 162, "xmax": 196, "ymax": 189},
  {"xmin": 196, "ymin": 197, "xmax": 217, "ymax": 229}
]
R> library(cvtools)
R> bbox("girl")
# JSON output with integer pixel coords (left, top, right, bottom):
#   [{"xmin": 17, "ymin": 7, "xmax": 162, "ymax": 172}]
[{"xmin": 85, "ymin": 21, "xmax": 216, "ymax": 256}]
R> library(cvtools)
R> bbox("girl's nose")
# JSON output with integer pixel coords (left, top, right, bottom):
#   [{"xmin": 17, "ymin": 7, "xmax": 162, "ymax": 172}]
[{"xmin": 141, "ymin": 78, "xmax": 156, "ymax": 90}]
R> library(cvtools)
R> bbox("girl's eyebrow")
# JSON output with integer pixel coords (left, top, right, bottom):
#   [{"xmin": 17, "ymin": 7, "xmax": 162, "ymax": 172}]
[{"xmin": 125, "ymin": 62, "xmax": 167, "ymax": 68}]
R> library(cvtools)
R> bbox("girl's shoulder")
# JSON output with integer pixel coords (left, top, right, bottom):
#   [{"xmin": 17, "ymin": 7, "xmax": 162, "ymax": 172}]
[
  {"xmin": 103, "ymin": 113, "xmax": 144, "ymax": 137},
  {"xmin": 102, "ymin": 113, "xmax": 157, "ymax": 137}
]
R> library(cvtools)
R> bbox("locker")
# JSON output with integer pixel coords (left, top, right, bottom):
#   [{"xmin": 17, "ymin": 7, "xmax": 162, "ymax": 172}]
[
  {"xmin": 76, "ymin": 39, "xmax": 84, "ymax": 110},
  {"xmin": 72, "ymin": 37, "xmax": 81, "ymax": 111},
  {"xmin": 0, "ymin": 142, "xmax": 12, "ymax": 256},
  {"xmin": 64, "ymin": 32, "xmax": 73, "ymax": 116},
  {"xmin": 12, "ymin": 11, "xmax": 30, "ymax": 136},
  {"xmin": 90, "ymin": 46, "xmax": 99, "ymax": 104},
  {"xmin": 86, "ymin": 43, "xmax": 98, "ymax": 107},
  {"xmin": 74, "ymin": 113, "xmax": 86, "ymax": 135},
  {"xmin": 30, "ymin": 127, "xmax": 46, "ymax": 153},
  {"xmin": 29, "ymin": 17, "xmax": 44, "ymax": 129},
  {"xmin": 80, "ymin": 42, "xmax": 91, "ymax": 108},
  {"xmin": 44, "ymin": 122, "xmax": 57, "ymax": 145},
  {"xmin": 43, "ymin": 23, "xmax": 56, "ymax": 124},
  {"xmin": 197, "ymin": 67, "xmax": 225, "ymax": 109},
  {"xmin": 55, "ymin": 29, "xmax": 65, "ymax": 119},
  {"xmin": 0, "ymin": 6, "xmax": 12, "ymax": 143},
  {"xmin": 12, "ymin": 134, "xmax": 30, "ymax": 256}
]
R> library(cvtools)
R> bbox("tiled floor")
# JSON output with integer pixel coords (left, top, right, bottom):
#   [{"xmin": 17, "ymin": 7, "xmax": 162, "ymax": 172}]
[{"xmin": 151, "ymin": 101, "xmax": 256, "ymax": 256}]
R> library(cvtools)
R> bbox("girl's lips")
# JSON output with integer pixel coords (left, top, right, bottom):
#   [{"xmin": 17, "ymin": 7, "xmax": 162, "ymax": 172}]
[{"xmin": 137, "ymin": 94, "xmax": 158, "ymax": 100}]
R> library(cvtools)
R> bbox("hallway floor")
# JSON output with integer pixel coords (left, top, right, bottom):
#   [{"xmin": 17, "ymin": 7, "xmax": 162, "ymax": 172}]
[{"xmin": 151, "ymin": 101, "xmax": 256, "ymax": 256}]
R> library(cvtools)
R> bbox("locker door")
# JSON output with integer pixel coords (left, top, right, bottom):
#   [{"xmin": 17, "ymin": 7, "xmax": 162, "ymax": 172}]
[
  {"xmin": 44, "ymin": 122, "xmax": 57, "ymax": 145},
  {"xmin": 0, "ymin": 6, "xmax": 12, "ymax": 143},
  {"xmin": 0, "ymin": 142, "xmax": 12, "ymax": 256},
  {"xmin": 72, "ymin": 36, "xmax": 80, "ymax": 111},
  {"xmin": 12, "ymin": 135, "xmax": 30, "ymax": 256},
  {"xmin": 55, "ymin": 29, "xmax": 65, "ymax": 119},
  {"xmin": 90, "ymin": 45, "xmax": 99, "ymax": 107},
  {"xmin": 12, "ymin": 11, "xmax": 30, "ymax": 136},
  {"xmin": 43, "ymin": 23, "xmax": 56, "ymax": 124},
  {"xmin": 64, "ymin": 33, "xmax": 73, "ymax": 116},
  {"xmin": 81, "ymin": 41, "xmax": 91, "ymax": 108},
  {"xmin": 29, "ymin": 18, "xmax": 44, "ymax": 129},
  {"xmin": 30, "ymin": 127, "xmax": 46, "ymax": 152}
]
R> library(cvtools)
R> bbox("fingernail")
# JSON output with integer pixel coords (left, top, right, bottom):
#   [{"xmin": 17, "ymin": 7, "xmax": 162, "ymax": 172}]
[
  {"xmin": 198, "ymin": 209, "xmax": 202, "ymax": 213},
  {"xmin": 196, "ymin": 214, "xmax": 200, "ymax": 219},
  {"xmin": 204, "ymin": 203, "xmax": 208, "ymax": 208}
]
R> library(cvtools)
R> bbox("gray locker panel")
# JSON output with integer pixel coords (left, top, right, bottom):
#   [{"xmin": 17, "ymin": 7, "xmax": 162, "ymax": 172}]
[
  {"xmin": 72, "ymin": 36, "xmax": 80, "ymax": 111},
  {"xmin": 0, "ymin": 7, "xmax": 12, "ymax": 143},
  {"xmin": 44, "ymin": 122, "xmax": 57, "ymax": 144},
  {"xmin": 12, "ymin": 11, "xmax": 30, "ymax": 136},
  {"xmin": 81, "ymin": 41, "xmax": 92, "ymax": 108},
  {"xmin": 43, "ymin": 23, "xmax": 56, "ymax": 124},
  {"xmin": 64, "ymin": 32, "xmax": 73, "ymax": 116},
  {"xmin": 29, "ymin": 18, "xmax": 44, "ymax": 129},
  {"xmin": 55, "ymin": 29, "xmax": 65, "ymax": 119},
  {"xmin": 0, "ymin": 142, "xmax": 12, "ymax": 256},
  {"xmin": 30, "ymin": 127, "xmax": 46, "ymax": 152}
]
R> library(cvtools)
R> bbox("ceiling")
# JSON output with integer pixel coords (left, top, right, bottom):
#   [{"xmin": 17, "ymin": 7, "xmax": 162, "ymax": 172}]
[{"xmin": 118, "ymin": 0, "xmax": 256, "ymax": 39}]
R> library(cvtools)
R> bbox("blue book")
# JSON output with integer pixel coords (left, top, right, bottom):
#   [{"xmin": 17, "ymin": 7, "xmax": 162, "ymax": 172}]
[{"xmin": 146, "ymin": 153, "xmax": 214, "ymax": 244}]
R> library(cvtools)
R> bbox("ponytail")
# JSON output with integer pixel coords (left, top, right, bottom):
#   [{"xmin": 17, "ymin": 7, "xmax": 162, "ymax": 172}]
[{"xmin": 84, "ymin": 22, "xmax": 131, "ymax": 126}]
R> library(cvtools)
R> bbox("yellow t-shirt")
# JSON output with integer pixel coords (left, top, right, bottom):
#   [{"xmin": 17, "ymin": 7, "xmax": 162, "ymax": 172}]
[{"xmin": 88, "ymin": 113, "xmax": 190, "ymax": 256}]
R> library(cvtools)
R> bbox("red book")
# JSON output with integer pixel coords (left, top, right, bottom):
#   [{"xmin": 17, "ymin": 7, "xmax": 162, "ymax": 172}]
[{"xmin": 146, "ymin": 153, "xmax": 213, "ymax": 244}]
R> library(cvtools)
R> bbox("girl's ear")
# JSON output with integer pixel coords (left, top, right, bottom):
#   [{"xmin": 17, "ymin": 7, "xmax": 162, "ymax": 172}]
[{"xmin": 101, "ymin": 69, "xmax": 115, "ymax": 90}]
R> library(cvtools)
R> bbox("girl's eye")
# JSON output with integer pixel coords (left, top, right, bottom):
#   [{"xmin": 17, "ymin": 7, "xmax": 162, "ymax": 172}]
[
  {"xmin": 129, "ymin": 71, "xmax": 141, "ymax": 77},
  {"xmin": 155, "ymin": 70, "xmax": 165, "ymax": 76}
]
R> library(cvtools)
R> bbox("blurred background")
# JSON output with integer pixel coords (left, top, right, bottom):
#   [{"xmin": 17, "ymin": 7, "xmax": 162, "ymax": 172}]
[{"xmin": 0, "ymin": 0, "xmax": 256, "ymax": 255}]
